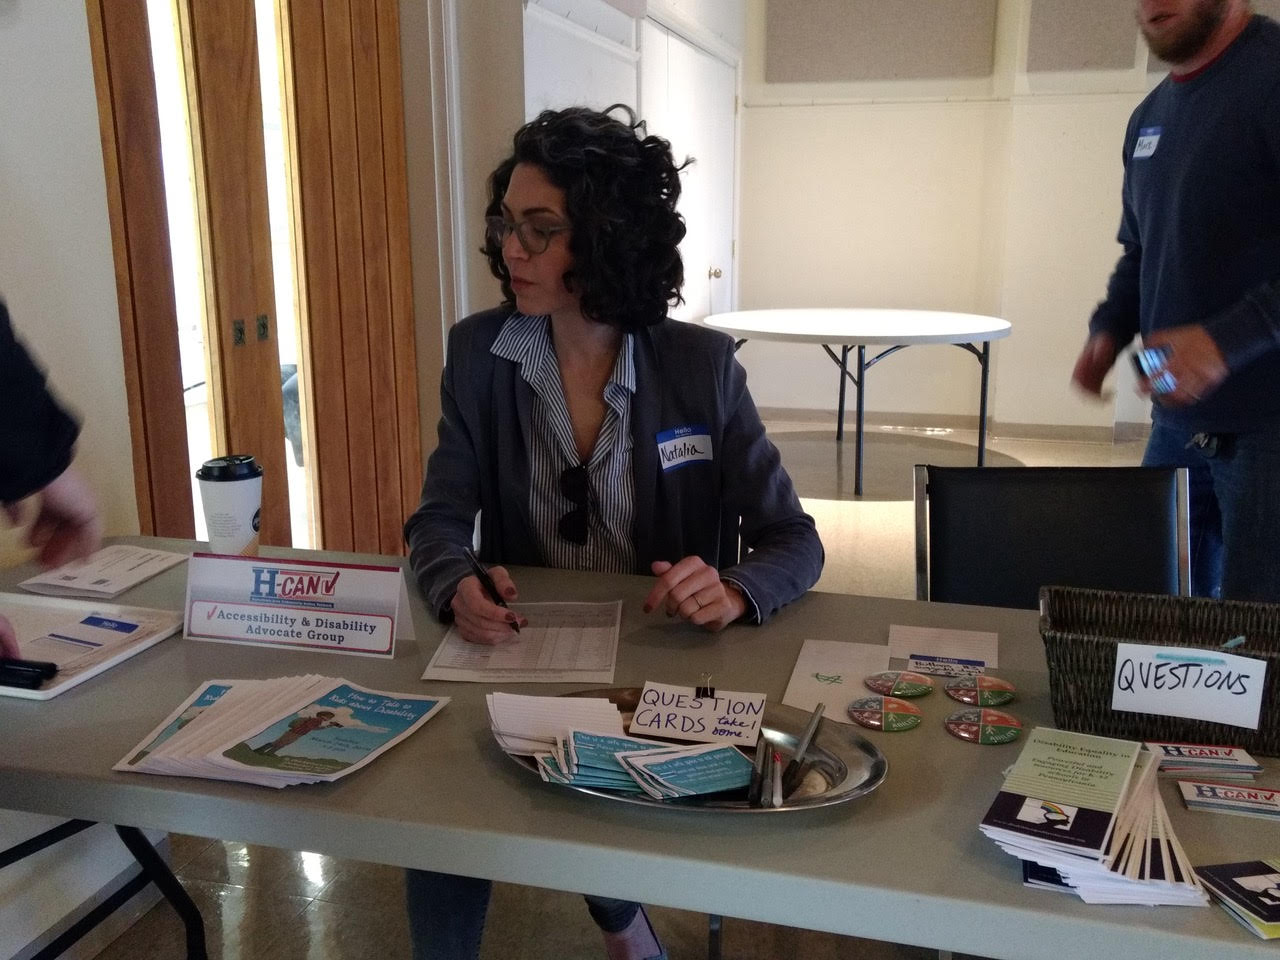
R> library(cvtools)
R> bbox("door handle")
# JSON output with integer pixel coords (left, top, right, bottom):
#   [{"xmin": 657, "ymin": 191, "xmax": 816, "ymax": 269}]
[{"xmin": 708, "ymin": 266, "xmax": 723, "ymax": 279}]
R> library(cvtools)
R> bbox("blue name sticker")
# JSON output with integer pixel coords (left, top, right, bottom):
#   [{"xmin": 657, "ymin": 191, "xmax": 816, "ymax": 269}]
[
  {"xmin": 1134, "ymin": 126, "xmax": 1161, "ymax": 159},
  {"xmin": 656, "ymin": 424, "xmax": 713, "ymax": 471}
]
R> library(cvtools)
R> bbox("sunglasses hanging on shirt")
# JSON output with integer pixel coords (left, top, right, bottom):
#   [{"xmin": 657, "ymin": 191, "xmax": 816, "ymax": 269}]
[{"xmin": 558, "ymin": 464, "xmax": 591, "ymax": 545}]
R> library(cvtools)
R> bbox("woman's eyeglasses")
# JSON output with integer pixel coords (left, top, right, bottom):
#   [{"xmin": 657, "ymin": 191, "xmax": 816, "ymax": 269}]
[
  {"xmin": 485, "ymin": 215, "xmax": 569, "ymax": 256},
  {"xmin": 558, "ymin": 464, "xmax": 590, "ymax": 545}
]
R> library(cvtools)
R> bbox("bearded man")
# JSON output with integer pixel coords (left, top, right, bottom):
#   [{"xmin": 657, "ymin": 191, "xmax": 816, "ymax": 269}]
[{"xmin": 1072, "ymin": 0, "xmax": 1280, "ymax": 601}]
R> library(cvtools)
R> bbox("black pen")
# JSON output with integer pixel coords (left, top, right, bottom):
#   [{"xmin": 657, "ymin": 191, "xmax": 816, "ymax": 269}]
[
  {"xmin": 0, "ymin": 657, "xmax": 58, "ymax": 690},
  {"xmin": 781, "ymin": 702, "xmax": 825, "ymax": 797},
  {"xmin": 462, "ymin": 548, "xmax": 519, "ymax": 633}
]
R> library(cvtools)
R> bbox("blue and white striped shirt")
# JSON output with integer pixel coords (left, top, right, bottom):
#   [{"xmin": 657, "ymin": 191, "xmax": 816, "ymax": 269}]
[{"xmin": 491, "ymin": 313, "xmax": 637, "ymax": 573}]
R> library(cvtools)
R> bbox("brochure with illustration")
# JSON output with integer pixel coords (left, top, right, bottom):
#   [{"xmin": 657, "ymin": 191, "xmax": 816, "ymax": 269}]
[
  {"xmin": 116, "ymin": 675, "xmax": 448, "ymax": 787},
  {"xmin": 980, "ymin": 727, "xmax": 1141, "ymax": 858},
  {"xmin": 1196, "ymin": 859, "xmax": 1280, "ymax": 939},
  {"xmin": 980, "ymin": 728, "xmax": 1206, "ymax": 907}
]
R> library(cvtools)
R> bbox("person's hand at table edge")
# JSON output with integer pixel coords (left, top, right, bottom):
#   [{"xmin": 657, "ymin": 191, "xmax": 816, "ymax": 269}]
[
  {"xmin": 644, "ymin": 557, "xmax": 746, "ymax": 632},
  {"xmin": 449, "ymin": 566, "xmax": 527, "ymax": 644}
]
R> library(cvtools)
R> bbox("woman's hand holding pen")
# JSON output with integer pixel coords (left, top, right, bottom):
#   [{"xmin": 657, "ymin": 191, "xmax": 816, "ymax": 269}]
[
  {"xmin": 644, "ymin": 557, "xmax": 745, "ymax": 632},
  {"xmin": 451, "ymin": 567, "xmax": 528, "ymax": 644}
]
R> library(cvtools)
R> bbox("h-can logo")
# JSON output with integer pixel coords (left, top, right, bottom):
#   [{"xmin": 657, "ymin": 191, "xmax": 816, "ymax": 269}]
[{"xmin": 251, "ymin": 567, "xmax": 341, "ymax": 608}]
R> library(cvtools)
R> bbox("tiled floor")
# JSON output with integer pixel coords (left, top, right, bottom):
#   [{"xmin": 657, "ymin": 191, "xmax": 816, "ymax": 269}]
[{"xmin": 93, "ymin": 424, "xmax": 1143, "ymax": 960}]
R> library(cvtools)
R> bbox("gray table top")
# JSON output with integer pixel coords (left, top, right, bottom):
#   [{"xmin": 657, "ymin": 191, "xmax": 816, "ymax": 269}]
[{"xmin": 0, "ymin": 538, "xmax": 1274, "ymax": 959}]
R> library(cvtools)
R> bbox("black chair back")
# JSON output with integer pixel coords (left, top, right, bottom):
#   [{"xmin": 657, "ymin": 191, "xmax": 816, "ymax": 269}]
[{"xmin": 915, "ymin": 465, "xmax": 1189, "ymax": 609}]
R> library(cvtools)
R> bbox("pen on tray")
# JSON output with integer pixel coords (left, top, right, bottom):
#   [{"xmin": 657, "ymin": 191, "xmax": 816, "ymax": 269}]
[
  {"xmin": 462, "ymin": 548, "xmax": 519, "ymax": 633},
  {"xmin": 748, "ymin": 737, "xmax": 770, "ymax": 807},
  {"xmin": 781, "ymin": 702, "xmax": 825, "ymax": 797},
  {"xmin": 771, "ymin": 752, "xmax": 784, "ymax": 808}
]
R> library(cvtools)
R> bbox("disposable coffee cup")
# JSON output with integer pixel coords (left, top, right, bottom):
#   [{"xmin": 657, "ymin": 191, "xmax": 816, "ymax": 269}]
[{"xmin": 196, "ymin": 455, "xmax": 263, "ymax": 555}]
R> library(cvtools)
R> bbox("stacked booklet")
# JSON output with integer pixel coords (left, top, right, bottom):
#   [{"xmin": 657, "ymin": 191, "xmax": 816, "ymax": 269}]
[
  {"xmin": 1196, "ymin": 859, "xmax": 1280, "ymax": 939},
  {"xmin": 1178, "ymin": 780, "xmax": 1280, "ymax": 821},
  {"xmin": 117, "ymin": 676, "xmax": 448, "ymax": 787},
  {"xmin": 1146, "ymin": 741, "xmax": 1262, "ymax": 781},
  {"xmin": 979, "ymin": 727, "xmax": 1207, "ymax": 907},
  {"xmin": 487, "ymin": 693, "xmax": 753, "ymax": 800}
]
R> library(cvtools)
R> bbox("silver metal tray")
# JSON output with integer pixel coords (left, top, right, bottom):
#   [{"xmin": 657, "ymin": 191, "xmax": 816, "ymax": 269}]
[{"xmin": 508, "ymin": 687, "xmax": 887, "ymax": 813}]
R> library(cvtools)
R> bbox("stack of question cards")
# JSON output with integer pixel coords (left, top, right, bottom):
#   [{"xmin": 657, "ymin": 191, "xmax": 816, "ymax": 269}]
[
  {"xmin": 117, "ymin": 675, "xmax": 447, "ymax": 787},
  {"xmin": 487, "ymin": 692, "xmax": 755, "ymax": 800}
]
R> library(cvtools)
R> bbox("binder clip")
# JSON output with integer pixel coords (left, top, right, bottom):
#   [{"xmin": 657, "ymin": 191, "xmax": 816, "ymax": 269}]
[{"xmin": 695, "ymin": 672, "xmax": 715, "ymax": 699}]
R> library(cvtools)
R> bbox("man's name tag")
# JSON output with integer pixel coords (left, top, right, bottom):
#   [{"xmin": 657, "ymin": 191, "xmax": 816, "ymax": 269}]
[
  {"xmin": 1111, "ymin": 643, "xmax": 1266, "ymax": 730},
  {"xmin": 656, "ymin": 425, "xmax": 712, "ymax": 471},
  {"xmin": 184, "ymin": 553, "xmax": 412, "ymax": 658},
  {"xmin": 1134, "ymin": 126, "xmax": 1161, "ymax": 159}
]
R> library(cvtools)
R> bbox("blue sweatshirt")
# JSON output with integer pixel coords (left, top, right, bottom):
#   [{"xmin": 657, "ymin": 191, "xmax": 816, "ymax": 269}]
[{"xmin": 1089, "ymin": 15, "xmax": 1280, "ymax": 433}]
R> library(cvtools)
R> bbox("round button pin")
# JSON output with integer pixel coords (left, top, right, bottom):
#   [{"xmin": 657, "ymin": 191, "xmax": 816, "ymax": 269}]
[
  {"xmin": 847, "ymin": 695, "xmax": 923, "ymax": 732},
  {"xmin": 863, "ymin": 671, "xmax": 935, "ymax": 698},
  {"xmin": 944, "ymin": 708, "xmax": 1023, "ymax": 745},
  {"xmin": 944, "ymin": 675, "xmax": 1016, "ymax": 707}
]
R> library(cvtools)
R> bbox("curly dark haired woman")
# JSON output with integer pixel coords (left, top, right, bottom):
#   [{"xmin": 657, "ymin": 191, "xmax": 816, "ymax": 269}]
[{"xmin": 403, "ymin": 105, "xmax": 823, "ymax": 960}]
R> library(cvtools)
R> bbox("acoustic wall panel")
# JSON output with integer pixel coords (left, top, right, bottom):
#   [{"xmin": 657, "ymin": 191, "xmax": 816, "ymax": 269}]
[
  {"xmin": 764, "ymin": 0, "xmax": 997, "ymax": 83},
  {"xmin": 1028, "ymin": 0, "xmax": 1140, "ymax": 72}
]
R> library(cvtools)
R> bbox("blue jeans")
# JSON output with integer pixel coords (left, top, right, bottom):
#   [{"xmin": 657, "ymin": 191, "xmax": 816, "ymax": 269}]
[
  {"xmin": 1142, "ymin": 421, "xmax": 1280, "ymax": 601},
  {"xmin": 405, "ymin": 868, "xmax": 641, "ymax": 960}
]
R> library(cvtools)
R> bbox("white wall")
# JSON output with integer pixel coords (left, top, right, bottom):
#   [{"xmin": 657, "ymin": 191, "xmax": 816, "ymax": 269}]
[
  {"xmin": 0, "ymin": 1, "xmax": 139, "ymax": 536},
  {"xmin": 0, "ymin": 4, "xmax": 147, "ymax": 954},
  {"xmin": 737, "ymin": 0, "xmax": 1157, "ymax": 431}
]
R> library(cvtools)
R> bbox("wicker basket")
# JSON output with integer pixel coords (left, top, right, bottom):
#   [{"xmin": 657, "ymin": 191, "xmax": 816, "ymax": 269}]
[{"xmin": 1038, "ymin": 586, "xmax": 1280, "ymax": 756}]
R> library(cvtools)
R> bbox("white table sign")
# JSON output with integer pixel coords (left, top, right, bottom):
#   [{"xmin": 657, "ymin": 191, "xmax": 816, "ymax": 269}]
[
  {"xmin": 629, "ymin": 681, "xmax": 765, "ymax": 746},
  {"xmin": 184, "ymin": 553, "xmax": 411, "ymax": 658},
  {"xmin": 1111, "ymin": 643, "xmax": 1267, "ymax": 730}
]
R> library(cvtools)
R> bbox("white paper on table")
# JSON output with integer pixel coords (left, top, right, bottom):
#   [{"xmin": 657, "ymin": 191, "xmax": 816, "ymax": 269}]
[
  {"xmin": 20, "ymin": 544, "xmax": 187, "ymax": 598},
  {"xmin": 486, "ymin": 692, "xmax": 624, "ymax": 755},
  {"xmin": 888, "ymin": 624, "xmax": 999, "ymax": 668},
  {"xmin": 423, "ymin": 601, "xmax": 621, "ymax": 682},
  {"xmin": 0, "ymin": 593, "xmax": 182, "ymax": 700},
  {"xmin": 782, "ymin": 640, "xmax": 890, "ymax": 723},
  {"xmin": 1111, "ymin": 643, "xmax": 1266, "ymax": 730}
]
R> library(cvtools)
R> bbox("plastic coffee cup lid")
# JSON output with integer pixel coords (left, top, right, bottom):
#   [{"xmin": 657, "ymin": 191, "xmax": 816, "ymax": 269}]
[
  {"xmin": 846, "ymin": 695, "xmax": 922, "ymax": 732},
  {"xmin": 196, "ymin": 455, "xmax": 262, "ymax": 481},
  {"xmin": 944, "ymin": 708, "xmax": 1023, "ymax": 745},
  {"xmin": 863, "ymin": 670, "xmax": 935, "ymax": 698},
  {"xmin": 944, "ymin": 675, "xmax": 1016, "ymax": 707}
]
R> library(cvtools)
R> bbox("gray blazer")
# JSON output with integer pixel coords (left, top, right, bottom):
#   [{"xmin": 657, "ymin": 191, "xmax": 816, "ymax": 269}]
[{"xmin": 405, "ymin": 308, "xmax": 824, "ymax": 623}]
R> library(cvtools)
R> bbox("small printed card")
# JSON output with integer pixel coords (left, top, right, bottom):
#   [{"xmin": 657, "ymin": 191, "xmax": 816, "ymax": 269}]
[
  {"xmin": 888, "ymin": 624, "xmax": 998, "ymax": 668},
  {"xmin": 1112, "ymin": 644, "xmax": 1267, "ymax": 730},
  {"xmin": 782, "ymin": 639, "xmax": 889, "ymax": 722},
  {"xmin": 183, "ymin": 553, "xmax": 411, "ymax": 658},
  {"xmin": 629, "ymin": 681, "xmax": 766, "ymax": 746},
  {"xmin": 1145, "ymin": 741, "xmax": 1262, "ymax": 779},
  {"xmin": 618, "ymin": 743, "xmax": 753, "ymax": 800},
  {"xmin": 1178, "ymin": 780, "xmax": 1280, "ymax": 820},
  {"xmin": 21, "ymin": 544, "xmax": 187, "ymax": 598}
]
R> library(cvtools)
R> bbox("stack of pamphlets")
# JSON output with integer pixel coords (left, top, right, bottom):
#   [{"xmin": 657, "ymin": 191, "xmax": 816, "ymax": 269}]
[
  {"xmin": 1196, "ymin": 859, "xmax": 1280, "ymax": 939},
  {"xmin": 20, "ymin": 544, "xmax": 187, "ymax": 598},
  {"xmin": 979, "ymin": 727, "xmax": 1207, "ymax": 907},
  {"xmin": 487, "ymin": 693, "xmax": 754, "ymax": 800},
  {"xmin": 117, "ymin": 675, "xmax": 448, "ymax": 787},
  {"xmin": 1146, "ymin": 741, "xmax": 1262, "ymax": 781}
]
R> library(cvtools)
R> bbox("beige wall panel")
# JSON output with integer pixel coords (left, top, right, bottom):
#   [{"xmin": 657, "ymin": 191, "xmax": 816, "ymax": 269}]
[
  {"xmin": 764, "ymin": 0, "xmax": 997, "ymax": 83},
  {"xmin": 1028, "ymin": 0, "xmax": 1139, "ymax": 72}
]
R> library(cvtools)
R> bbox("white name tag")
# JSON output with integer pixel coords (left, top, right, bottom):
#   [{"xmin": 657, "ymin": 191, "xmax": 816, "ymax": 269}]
[
  {"xmin": 1134, "ymin": 126, "xmax": 1161, "ymax": 159},
  {"xmin": 184, "ymin": 553, "xmax": 411, "ymax": 657},
  {"xmin": 1111, "ymin": 643, "xmax": 1266, "ymax": 730},
  {"xmin": 656, "ymin": 425, "xmax": 712, "ymax": 471}
]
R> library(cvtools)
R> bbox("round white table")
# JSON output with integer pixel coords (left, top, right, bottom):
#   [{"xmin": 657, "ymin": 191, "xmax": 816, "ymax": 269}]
[{"xmin": 704, "ymin": 309, "xmax": 1012, "ymax": 495}]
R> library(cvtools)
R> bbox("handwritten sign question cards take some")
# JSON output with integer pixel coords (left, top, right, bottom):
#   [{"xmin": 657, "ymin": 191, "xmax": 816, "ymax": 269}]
[
  {"xmin": 630, "ymin": 681, "xmax": 765, "ymax": 746},
  {"xmin": 1111, "ymin": 643, "xmax": 1267, "ymax": 730}
]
